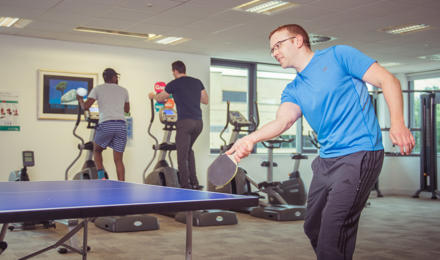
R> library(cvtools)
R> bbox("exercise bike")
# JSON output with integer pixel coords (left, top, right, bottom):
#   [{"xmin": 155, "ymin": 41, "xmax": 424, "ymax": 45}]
[
  {"xmin": 7, "ymin": 151, "xmax": 56, "ymax": 231},
  {"xmin": 250, "ymin": 138, "xmax": 307, "ymax": 221},
  {"xmin": 143, "ymin": 99, "xmax": 238, "ymax": 226}
]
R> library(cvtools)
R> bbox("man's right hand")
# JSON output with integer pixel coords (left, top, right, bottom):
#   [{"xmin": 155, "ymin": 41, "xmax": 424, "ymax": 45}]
[{"xmin": 225, "ymin": 135, "xmax": 256, "ymax": 163}]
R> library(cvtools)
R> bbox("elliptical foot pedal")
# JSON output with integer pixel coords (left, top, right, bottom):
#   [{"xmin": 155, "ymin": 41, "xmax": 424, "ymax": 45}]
[
  {"xmin": 174, "ymin": 210, "xmax": 238, "ymax": 226},
  {"xmin": 94, "ymin": 215, "xmax": 159, "ymax": 232},
  {"xmin": 250, "ymin": 205, "xmax": 306, "ymax": 221}
]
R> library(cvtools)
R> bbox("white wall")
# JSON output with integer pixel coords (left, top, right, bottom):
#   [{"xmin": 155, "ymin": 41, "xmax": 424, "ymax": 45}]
[
  {"xmin": 0, "ymin": 34, "xmax": 430, "ymax": 197},
  {"xmin": 0, "ymin": 34, "xmax": 210, "ymax": 184}
]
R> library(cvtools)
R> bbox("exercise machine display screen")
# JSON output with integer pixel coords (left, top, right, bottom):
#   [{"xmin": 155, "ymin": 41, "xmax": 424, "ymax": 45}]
[
  {"xmin": 22, "ymin": 151, "xmax": 35, "ymax": 167},
  {"xmin": 163, "ymin": 109, "xmax": 175, "ymax": 115}
]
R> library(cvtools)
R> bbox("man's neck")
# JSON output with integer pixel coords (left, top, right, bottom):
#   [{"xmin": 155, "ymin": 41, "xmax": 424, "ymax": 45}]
[
  {"xmin": 294, "ymin": 49, "xmax": 314, "ymax": 73},
  {"xmin": 175, "ymin": 73, "xmax": 186, "ymax": 79}
]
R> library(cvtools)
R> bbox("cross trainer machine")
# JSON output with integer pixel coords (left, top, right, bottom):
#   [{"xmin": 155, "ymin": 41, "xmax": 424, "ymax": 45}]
[
  {"xmin": 209, "ymin": 101, "xmax": 307, "ymax": 221},
  {"xmin": 143, "ymin": 99, "xmax": 237, "ymax": 226},
  {"xmin": 143, "ymin": 99, "xmax": 180, "ymax": 188},
  {"xmin": 207, "ymin": 101, "xmax": 258, "ymax": 200},
  {"xmin": 413, "ymin": 93, "xmax": 440, "ymax": 199},
  {"xmin": 65, "ymin": 105, "xmax": 101, "ymax": 180}
]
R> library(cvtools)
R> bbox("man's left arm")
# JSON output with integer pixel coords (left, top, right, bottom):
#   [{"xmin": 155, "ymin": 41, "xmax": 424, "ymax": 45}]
[
  {"xmin": 363, "ymin": 62, "xmax": 415, "ymax": 155},
  {"xmin": 200, "ymin": 89, "xmax": 208, "ymax": 105}
]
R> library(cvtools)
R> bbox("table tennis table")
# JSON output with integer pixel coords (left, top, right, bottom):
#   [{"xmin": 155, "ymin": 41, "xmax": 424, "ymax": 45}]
[{"xmin": 0, "ymin": 180, "xmax": 258, "ymax": 260}]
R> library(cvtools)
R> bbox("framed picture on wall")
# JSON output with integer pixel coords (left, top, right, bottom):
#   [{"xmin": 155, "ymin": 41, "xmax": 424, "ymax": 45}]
[{"xmin": 38, "ymin": 70, "xmax": 98, "ymax": 120}]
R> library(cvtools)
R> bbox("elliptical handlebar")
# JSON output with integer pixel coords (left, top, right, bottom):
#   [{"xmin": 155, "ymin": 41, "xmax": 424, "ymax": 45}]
[
  {"xmin": 308, "ymin": 130, "xmax": 320, "ymax": 149},
  {"xmin": 250, "ymin": 101, "xmax": 260, "ymax": 131},
  {"xmin": 65, "ymin": 103, "xmax": 86, "ymax": 180},
  {"xmin": 149, "ymin": 97, "xmax": 155, "ymax": 124},
  {"xmin": 219, "ymin": 100, "xmax": 231, "ymax": 147},
  {"xmin": 261, "ymin": 136, "xmax": 295, "ymax": 149},
  {"xmin": 142, "ymin": 98, "xmax": 160, "ymax": 182}
]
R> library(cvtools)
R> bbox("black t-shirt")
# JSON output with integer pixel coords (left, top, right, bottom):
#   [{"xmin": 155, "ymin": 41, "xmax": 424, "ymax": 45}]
[{"xmin": 165, "ymin": 76, "xmax": 205, "ymax": 120}]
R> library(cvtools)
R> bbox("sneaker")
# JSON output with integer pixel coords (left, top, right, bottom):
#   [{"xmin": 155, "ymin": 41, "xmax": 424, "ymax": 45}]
[{"xmin": 192, "ymin": 185, "xmax": 204, "ymax": 190}]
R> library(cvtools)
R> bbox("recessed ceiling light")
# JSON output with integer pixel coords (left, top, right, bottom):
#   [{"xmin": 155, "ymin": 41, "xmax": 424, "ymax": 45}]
[
  {"xmin": 0, "ymin": 17, "xmax": 20, "ymax": 27},
  {"xmin": 233, "ymin": 0, "xmax": 298, "ymax": 15},
  {"xmin": 74, "ymin": 27, "xmax": 159, "ymax": 40},
  {"xmin": 155, "ymin": 37, "xmax": 189, "ymax": 45},
  {"xmin": 418, "ymin": 54, "xmax": 440, "ymax": 61},
  {"xmin": 13, "ymin": 19, "xmax": 32, "ymax": 28},
  {"xmin": 380, "ymin": 62, "xmax": 401, "ymax": 67},
  {"xmin": 380, "ymin": 24, "xmax": 431, "ymax": 35}
]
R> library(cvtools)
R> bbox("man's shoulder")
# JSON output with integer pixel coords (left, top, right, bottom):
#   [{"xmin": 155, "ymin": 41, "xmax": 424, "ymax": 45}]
[
  {"xmin": 171, "ymin": 76, "xmax": 202, "ymax": 85},
  {"xmin": 95, "ymin": 83, "xmax": 127, "ymax": 92}
]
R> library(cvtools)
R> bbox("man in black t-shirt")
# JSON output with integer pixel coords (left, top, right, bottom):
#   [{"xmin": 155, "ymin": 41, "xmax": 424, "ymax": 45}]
[{"xmin": 149, "ymin": 60, "xmax": 209, "ymax": 189}]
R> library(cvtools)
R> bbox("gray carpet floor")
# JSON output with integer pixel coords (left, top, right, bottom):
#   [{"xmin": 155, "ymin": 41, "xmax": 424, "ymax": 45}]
[{"xmin": 1, "ymin": 195, "xmax": 439, "ymax": 259}]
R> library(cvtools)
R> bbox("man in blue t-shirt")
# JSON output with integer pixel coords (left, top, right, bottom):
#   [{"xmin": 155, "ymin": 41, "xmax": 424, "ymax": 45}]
[
  {"xmin": 149, "ymin": 61, "xmax": 209, "ymax": 189},
  {"xmin": 227, "ymin": 24, "xmax": 414, "ymax": 260}
]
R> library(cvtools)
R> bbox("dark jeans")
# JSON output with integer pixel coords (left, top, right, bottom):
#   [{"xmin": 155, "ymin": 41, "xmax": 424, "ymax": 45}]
[
  {"xmin": 176, "ymin": 119, "xmax": 203, "ymax": 189},
  {"xmin": 304, "ymin": 150, "xmax": 384, "ymax": 260}
]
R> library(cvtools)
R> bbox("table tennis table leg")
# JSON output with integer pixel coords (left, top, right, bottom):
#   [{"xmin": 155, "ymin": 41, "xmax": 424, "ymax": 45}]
[
  {"xmin": 0, "ymin": 224, "xmax": 7, "ymax": 241},
  {"xmin": 0, "ymin": 224, "xmax": 8, "ymax": 255},
  {"xmin": 18, "ymin": 219, "xmax": 89, "ymax": 260},
  {"xmin": 82, "ymin": 219, "xmax": 88, "ymax": 260},
  {"xmin": 185, "ymin": 211, "xmax": 193, "ymax": 260}
]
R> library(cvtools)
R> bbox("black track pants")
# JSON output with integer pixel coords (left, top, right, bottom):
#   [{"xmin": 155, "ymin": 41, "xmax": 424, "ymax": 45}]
[{"xmin": 304, "ymin": 150, "xmax": 384, "ymax": 260}]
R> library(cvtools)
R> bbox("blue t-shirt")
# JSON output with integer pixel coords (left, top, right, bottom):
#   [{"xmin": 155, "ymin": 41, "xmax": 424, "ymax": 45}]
[
  {"xmin": 165, "ymin": 76, "xmax": 205, "ymax": 121},
  {"xmin": 281, "ymin": 45, "xmax": 383, "ymax": 158}
]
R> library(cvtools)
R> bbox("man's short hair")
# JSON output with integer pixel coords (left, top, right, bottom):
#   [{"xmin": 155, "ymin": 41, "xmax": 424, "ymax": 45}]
[
  {"xmin": 172, "ymin": 60, "xmax": 186, "ymax": 74},
  {"xmin": 269, "ymin": 24, "xmax": 311, "ymax": 49},
  {"xmin": 103, "ymin": 68, "xmax": 119, "ymax": 83}
]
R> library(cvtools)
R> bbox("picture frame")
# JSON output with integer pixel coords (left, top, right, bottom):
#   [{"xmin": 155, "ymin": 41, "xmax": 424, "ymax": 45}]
[{"xmin": 38, "ymin": 69, "xmax": 98, "ymax": 120}]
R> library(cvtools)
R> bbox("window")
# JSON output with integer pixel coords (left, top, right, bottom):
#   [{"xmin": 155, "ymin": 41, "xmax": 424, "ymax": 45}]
[
  {"xmin": 209, "ymin": 59, "xmax": 320, "ymax": 155},
  {"xmin": 209, "ymin": 63, "xmax": 251, "ymax": 152},
  {"xmin": 256, "ymin": 64, "xmax": 297, "ymax": 153},
  {"xmin": 409, "ymin": 74, "xmax": 440, "ymax": 154}
]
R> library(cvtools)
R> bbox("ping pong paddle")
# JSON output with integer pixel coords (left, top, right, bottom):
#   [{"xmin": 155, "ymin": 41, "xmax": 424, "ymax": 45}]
[{"xmin": 207, "ymin": 153, "xmax": 238, "ymax": 189}]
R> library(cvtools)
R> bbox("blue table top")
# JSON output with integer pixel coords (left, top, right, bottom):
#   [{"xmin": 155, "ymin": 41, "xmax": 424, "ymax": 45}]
[{"xmin": 0, "ymin": 180, "xmax": 258, "ymax": 223}]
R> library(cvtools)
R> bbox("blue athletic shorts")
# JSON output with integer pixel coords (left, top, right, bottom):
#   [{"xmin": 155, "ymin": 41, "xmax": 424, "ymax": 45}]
[{"xmin": 94, "ymin": 120, "xmax": 127, "ymax": 153}]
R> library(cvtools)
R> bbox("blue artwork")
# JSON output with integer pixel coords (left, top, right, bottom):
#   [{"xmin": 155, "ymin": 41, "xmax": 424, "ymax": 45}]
[
  {"xmin": 48, "ymin": 79, "xmax": 89, "ymax": 105},
  {"xmin": 42, "ymin": 73, "xmax": 94, "ymax": 115}
]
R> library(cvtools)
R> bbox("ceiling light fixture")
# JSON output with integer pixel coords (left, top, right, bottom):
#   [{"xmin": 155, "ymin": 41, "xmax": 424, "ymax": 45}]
[
  {"xmin": 13, "ymin": 19, "xmax": 32, "ymax": 28},
  {"xmin": 155, "ymin": 37, "xmax": 189, "ymax": 45},
  {"xmin": 233, "ymin": 0, "xmax": 297, "ymax": 15},
  {"xmin": 380, "ymin": 62, "xmax": 401, "ymax": 67},
  {"xmin": 74, "ymin": 26, "xmax": 159, "ymax": 40},
  {"xmin": 418, "ymin": 54, "xmax": 440, "ymax": 61},
  {"xmin": 0, "ymin": 17, "xmax": 20, "ymax": 27},
  {"xmin": 380, "ymin": 24, "xmax": 431, "ymax": 34}
]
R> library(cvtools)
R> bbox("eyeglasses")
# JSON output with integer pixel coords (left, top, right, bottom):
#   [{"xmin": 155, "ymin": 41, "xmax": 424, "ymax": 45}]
[{"xmin": 270, "ymin": 36, "xmax": 296, "ymax": 57}]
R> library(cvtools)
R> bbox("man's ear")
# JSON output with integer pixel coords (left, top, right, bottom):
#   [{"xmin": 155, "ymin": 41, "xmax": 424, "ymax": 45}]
[{"xmin": 296, "ymin": 35, "xmax": 304, "ymax": 48}]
